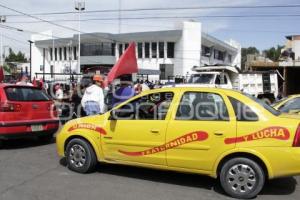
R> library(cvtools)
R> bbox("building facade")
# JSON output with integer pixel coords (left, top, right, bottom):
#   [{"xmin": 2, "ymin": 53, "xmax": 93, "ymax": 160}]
[{"xmin": 31, "ymin": 21, "xmax": 241, "ymax": 81}]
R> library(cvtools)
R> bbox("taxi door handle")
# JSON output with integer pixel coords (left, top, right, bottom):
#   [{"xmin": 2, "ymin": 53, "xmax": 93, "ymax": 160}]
[
  {"xmin": 214, "ymin": 131, "xmax": 224, "ymax": 136},
  {"xmin": 104, "ymin": 136, "xmax": 113, "ymax": 139},
  {"xmin": 150, "ymin": 129, "xmax": 160, "ymax": 134}
]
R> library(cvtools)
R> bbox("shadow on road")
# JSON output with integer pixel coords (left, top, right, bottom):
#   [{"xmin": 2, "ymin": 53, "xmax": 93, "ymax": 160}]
[
  {"xmin": 261, "ymin": 177, "xmax": 298, "ymax": 195},
  {"xmin": 99, "ymin": 164, "xmax": 298, "ymax": 197},
  {"xmin": 59, "ymin": 159, "xmax": 298, "ymax": 197},
  {"xmin": 0, "ymin": 137, "xmax": 55, "ymax": 150}
]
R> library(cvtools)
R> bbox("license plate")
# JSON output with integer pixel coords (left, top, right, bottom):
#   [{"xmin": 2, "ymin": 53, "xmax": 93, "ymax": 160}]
[{"xmin": 31, "ymin": 125, "xmax": 43, "ymax": 132}]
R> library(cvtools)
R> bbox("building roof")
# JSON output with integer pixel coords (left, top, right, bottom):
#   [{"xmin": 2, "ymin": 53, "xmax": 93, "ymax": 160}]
[
  {"xmin": 34, "ymin": 29, "xmax": 238, "ymax": 54},
  {"xmin": 286, "ymin": 35, "xmax": 300, "ymax": 41},
  {"xmin": 202, "ymin": 33, "xmax": 238, "ymax": 53}
]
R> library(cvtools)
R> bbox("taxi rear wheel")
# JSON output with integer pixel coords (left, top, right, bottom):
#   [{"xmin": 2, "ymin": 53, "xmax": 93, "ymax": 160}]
[
  {"xmin": 220, "ymin": 157, "xmax": 265, "ymax": 199},
  {"xmin": 66, "ymin": 138, "xmax": 97, "ymax": 173}
]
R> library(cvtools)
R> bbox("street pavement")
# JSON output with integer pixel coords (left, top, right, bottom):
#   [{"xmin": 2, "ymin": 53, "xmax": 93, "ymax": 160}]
[{"xmin": 0, "ymin": 138, "xmax": 299, "ymax": 200}]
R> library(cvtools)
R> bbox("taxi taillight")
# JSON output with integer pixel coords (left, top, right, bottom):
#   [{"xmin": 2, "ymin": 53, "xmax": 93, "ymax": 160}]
[
  {"xmin": 0, "ymin": 102, "xmax": 22, "ymax": 112},
  {"xmin": 293, "ymin": 125, "xmax": 300, "ymax": 147}
]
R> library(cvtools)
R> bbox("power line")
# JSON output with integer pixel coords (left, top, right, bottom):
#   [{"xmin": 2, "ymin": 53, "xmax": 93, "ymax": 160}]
[
  {"xmin": 0, "ymin": 24, "xmax": 61, "ymax": 39},
  {"xmin": 5, "ymin": 13, "xmax": 300, "ymax": 24},
  {"xmin": 4, "ymin": 4, "xmax": 300, "ymax": 17},
  {"xmin": 1, "ymin": 34, "xmax": 28, "ymax": 45},
  {"xmin": 0, "ymin": 3, "xmax": 115, "ymax": 42}
]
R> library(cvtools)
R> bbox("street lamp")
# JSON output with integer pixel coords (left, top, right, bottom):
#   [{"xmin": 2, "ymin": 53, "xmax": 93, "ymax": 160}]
[
  {"xmin": 28, "ymin": 40, "xmax": 34, "ymax": 80},
  {"xmin": 0, "ymin": 15, "xmax": 7, "ymax": 66},
  {"xmin": 75, "ymin": 0, "xmax": 85, "ymax": 75},
  {"xmin": 68, "ymin": 40, "xmax": 73, "ymax": 81}
]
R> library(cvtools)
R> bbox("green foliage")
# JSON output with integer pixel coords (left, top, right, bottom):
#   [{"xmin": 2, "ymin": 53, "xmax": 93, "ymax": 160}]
[
  {"xmin": 5, "ymin": 48, "xmax": 27, "ymax": 63},
  {"xmin": 263, "ymin": 45, "xmax": 284, "ymax": 62},
  {"xmin": 2, "ymin": 63, "xmax": 10, "ymax": 73}
]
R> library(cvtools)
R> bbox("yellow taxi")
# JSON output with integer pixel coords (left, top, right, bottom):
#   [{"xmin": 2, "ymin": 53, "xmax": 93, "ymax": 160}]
[
  {"xmin": 56, "ymin": 87, "xmax": 300, "ymax": 199},
  {"xmin": 273, "ymin": 94, "xmax": 300, "ymax": 114}
]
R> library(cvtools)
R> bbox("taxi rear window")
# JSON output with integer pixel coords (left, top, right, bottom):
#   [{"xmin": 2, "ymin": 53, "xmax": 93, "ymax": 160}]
[{"xmin": 5, "ymin": 87, "xmax": 51, "ymax": 101}]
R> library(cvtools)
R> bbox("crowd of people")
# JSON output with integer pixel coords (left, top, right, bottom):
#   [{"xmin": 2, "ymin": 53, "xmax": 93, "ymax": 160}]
[{"xmin": 13, "ymin": 73, "xmax": 166, "ymax": 121}]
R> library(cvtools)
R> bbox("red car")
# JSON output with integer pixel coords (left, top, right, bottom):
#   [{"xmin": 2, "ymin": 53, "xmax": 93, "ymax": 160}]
[{"xmin": 0, "ymin": 84, "xmax": 59, "ymax": 140}]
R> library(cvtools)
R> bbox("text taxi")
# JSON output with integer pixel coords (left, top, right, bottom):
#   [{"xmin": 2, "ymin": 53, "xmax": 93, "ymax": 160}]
[{"xmin": 56, "ymin": 87, "xmax": 300, "ymax": 199}]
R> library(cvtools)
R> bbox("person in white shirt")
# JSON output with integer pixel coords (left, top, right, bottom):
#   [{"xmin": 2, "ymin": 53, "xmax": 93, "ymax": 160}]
[
  {"xmin": 55, "ymin": 84, "xmax": 64, "ymax": 100},
  {"xmin": 81, "ymin": 75, "xmax": 105, "ymax": 116}
]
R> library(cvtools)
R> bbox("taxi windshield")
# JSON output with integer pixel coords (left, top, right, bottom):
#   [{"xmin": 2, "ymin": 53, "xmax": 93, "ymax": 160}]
[{"xmin": 188, "ymin": 74, "xmax": 215, "ymax": 84}]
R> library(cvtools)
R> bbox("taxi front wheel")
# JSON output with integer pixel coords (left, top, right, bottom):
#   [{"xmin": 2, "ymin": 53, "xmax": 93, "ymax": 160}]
[
  {"xmin": 66, "ymin": 138, "xmax": 97, "ymax": 173},
  {"xmin": 219, "ymin": 157, "xmax": 265, "ymax": 199}
]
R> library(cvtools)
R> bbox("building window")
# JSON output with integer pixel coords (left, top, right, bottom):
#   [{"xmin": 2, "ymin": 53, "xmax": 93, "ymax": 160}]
[
  {"xmin": 59, "ymin": 48, "xmax": 62, "ymax": 60},
  {"xmin": 159, "ymin": 42, "xmax": 164, "ymax": 58},
  {"xmin": 49, "ymin": 48, "xmax": 53, "ymax": 61},
  {"xmin": 73, "ymin": 46, "xmax": 77, "ymax": 60},
  {"xmin": 54, "ymin": 48, "xmax": 57, "ymax": 61},
  {"xmin": 145, "ymin": 42, "xmax": 150, "ymax": 58},
  {"xmin": 201, "ymin": 45, "xmax": 211, "ymax": 57},
  {"xmin": 137, "ymin": 43, "xmax": 143, "ymax": 58},
  {"xmin": 214, "ymin": 49, "xmax": 225, "ymax": 61},
  {"xmin": 63, "ymin": 47, "xmax": 67, "ymax": 60},
  {"xmin": 119, "ymin": 44, "xmax": 123, "ymax": 57},
  {"xmin": 151, "ymin": 42, "xmax": 157, "ymax": 58},
  {"xmin": 80, "ymin": 43, "xmax": 115, "ymax": 56},
  {"xmin": 167, "ymin": 42, "xmax": 175, "ymax": 58},
  {"xmin": 219, "ymin": 51, "xmax": 225, "ymax": 61},
  {"xmin": 228, "ymin": 54, "xmax": 232, "ymax": 63},
  {"xmin": 111, "ymin": 43, "xmax": 116, "ymax": 56},
  {"xmin": 214, "ymin": 50, "xmax": 219, "ymax": 60},
  {"xmin": 50, "ymin": 65, "xmax": 54, "ymax": 78},
  {"xmin": 68, "ymin": 46, "xmax": 72, "ymax": 60},
  {"xmin": 125, "ymin": 43, "xmax": 129, "ymax": 50}
]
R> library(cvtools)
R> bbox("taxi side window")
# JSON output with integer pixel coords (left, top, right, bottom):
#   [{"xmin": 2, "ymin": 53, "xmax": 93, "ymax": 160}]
[
  {"xmin": 176, "ymin": 92, "xmax": 229, "ymax": 121},
  {"xmin": 229, "ymin": 97, "xmax": 259, "ymax": 121},
  {"xmin": 112, "ymin": 92, "xmax": 174, "ymax": 120}
]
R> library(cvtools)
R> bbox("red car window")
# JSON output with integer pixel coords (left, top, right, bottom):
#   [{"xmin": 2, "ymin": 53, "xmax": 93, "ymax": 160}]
[{"xmin": 5, "ymin": 87, "xmax": 51, "ymax": 102}]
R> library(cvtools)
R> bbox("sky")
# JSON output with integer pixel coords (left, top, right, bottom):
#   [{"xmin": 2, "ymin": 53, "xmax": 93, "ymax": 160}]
[{"xmin": 0, "ymin": 0, "xmax": 300, "ymax": 57}]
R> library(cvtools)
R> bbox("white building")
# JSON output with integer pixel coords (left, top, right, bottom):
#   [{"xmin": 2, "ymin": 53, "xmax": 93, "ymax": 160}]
[{"xmin": 31, "ymin": 21, "xmax": 241, "ymax": 81}]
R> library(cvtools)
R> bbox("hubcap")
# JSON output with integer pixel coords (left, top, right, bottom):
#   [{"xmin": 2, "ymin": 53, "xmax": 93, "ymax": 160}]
[
  {"xmin": 226, "ymin": 164, "xmax": 257, "ymax": 194},
  {"xmin": 69, "ymin": 144, "xmax": 87, "ymax": 168}
]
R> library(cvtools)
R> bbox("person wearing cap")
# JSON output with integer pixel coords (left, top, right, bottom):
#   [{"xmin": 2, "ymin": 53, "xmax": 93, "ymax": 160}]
[{"xmin": 81, "ymin": 74, "xmax": 105, "ymax": 116}]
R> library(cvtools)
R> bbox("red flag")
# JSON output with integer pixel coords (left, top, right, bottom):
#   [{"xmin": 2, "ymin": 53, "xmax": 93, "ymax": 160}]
[
  {"xmin": 0, "ymin": 67, "xmax": 4, "ymax": 83},
  {"xmin": 106, "ymin": 42, "xmax": 138, "ymax": 84},
  {"xmin": 39, "ymin": 78, "xmax": 44, "ymax": 88},
  {"xmin": 32, "ymin": 77, "xmax": 37, "ymax": 86}
]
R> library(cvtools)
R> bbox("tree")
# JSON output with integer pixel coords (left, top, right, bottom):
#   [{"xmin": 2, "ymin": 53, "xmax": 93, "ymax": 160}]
[
  {"xmin": 5, "ymin": 48, "xmax": 27, "ymax": 63},
  {"xmin": 241, "ymin": 47, "xmax": 260, "ymax": 70},
  {"xmin": 263, "ymin": 45, "xmax": 284, "ymax": 62}
]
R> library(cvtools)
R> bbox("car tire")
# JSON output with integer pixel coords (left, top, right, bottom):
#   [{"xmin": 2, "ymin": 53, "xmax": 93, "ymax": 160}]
[
  {"xmin": 220, "ymin": 157, "xmax": 265, "ymax": 199},
  {"xmin": 65, "ymin": 138, "xmax": 97, "ymax": 173}
]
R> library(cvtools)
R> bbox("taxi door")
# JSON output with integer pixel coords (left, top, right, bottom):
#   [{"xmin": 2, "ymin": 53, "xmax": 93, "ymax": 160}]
[
  {"xmin": 165, "ymin": 89, "xmax": 237, "ymax": 171},
  {"xmin": 102, "ymin": 91, "xmax": 175, "ymax": 166}
]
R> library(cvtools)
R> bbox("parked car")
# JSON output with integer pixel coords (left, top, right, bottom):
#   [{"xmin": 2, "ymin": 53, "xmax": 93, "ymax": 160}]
[
  {"xmin": 0, "ymin": 84, "xmax": 59, "ymax": 141},
  {"xmin": 273, "ymin": 94, "xmax": 300, "ymax": 114},
  {"xmin": 56, "ymin": 87, "xmax": 300, "ymax": 199}
]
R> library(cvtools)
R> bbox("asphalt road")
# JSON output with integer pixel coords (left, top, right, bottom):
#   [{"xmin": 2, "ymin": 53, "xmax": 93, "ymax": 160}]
[{"xmin": 0, "ymin": 138, "xmax": 299, "ymax": 200}]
